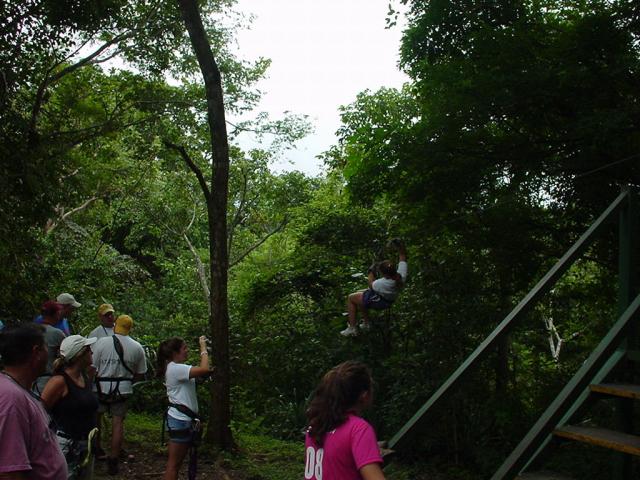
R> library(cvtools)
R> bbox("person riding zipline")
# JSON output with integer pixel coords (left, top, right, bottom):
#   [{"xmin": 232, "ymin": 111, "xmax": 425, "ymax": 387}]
[{"xmin": 341, "ymin": 239, "xmax": 408, "ymax": 337}]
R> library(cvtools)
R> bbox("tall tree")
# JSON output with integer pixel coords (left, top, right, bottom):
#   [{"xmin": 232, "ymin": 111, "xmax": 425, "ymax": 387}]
[{"xmin": 174, "ymin": 0, "xmax": 233, "ymax": 449}]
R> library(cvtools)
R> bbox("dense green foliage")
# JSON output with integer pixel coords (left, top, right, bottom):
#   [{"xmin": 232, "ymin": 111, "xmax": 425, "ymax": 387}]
[{"xmin": 1, "ymin": 0, "xmax": 639, "ymax": 477}]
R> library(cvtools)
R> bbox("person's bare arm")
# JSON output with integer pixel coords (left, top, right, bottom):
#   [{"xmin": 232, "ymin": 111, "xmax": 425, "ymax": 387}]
[
  {"xmin": 189, "ymin": 335, "xmax": 213, "ymax": 378},
  {"xmin": 360, "ymin": 463, "xmax": 386, "ymax": 480},
  {"xmin": 40, "ymin": 375, "xmax": 67, "ymax": 411},
  {"xmin": 397, "ymin": 243, "xmax": 408, "ymax": 284},
  {"xmin": 398, "ymin": 241, "xmax": 407, "ymax": 262}
]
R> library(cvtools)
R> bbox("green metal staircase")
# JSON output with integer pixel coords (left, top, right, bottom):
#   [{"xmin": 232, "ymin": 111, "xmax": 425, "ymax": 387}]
[{"xmin": 387, "ymin": 187, "xmax": 639, "ymax": 479}]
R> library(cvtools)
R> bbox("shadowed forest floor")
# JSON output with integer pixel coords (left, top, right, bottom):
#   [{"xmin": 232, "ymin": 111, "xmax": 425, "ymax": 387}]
[
  {"xmin": 93, "ymin": 444, "xmax": 248, "ymax": 480},
  {"xmin": 92, "ymin": 412, "xmax": 468, "ymax": 480},
  {"xmin": 92, "ymin": 412, "xmax": 304, "ymax": 480}
]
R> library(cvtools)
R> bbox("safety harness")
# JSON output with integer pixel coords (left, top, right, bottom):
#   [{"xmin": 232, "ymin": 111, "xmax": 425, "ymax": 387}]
[
  {"xmin": 56, "ymin": 427, "xmax": 98, "ymax": 478},
  {"xmin": 162, "ymin": 402, "xmax": 202, "ymax": 480},
  {"xmin": 95, "ymin": 336, "xmax": 134, "ymax": 404}
]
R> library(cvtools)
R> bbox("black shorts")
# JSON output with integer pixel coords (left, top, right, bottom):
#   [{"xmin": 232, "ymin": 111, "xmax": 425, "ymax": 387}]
[{"xmin": 362, "ymin": 289, "xmax": 393, "ymax": 310}]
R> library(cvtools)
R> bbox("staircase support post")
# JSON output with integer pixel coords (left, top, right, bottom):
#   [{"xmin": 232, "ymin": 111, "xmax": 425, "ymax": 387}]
[
  {"xmin": 614, "ymin": 186, "xmax": 638, "ymax": 480},
  {"xmin": 618, "ymin": 186, "xmax": 637, "ymax": 332}
]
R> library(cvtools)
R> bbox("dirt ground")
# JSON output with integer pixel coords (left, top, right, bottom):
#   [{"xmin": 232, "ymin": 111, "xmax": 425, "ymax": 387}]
[{"xmin": 92, "ymin": 441, "xmax": 246, "ymax": 480}]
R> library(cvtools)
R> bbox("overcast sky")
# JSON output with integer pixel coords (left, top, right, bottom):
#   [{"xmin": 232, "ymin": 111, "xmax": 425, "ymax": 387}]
[{"xmin": 232, "ymin": 0, "xmax": 409, "ymax": 176}]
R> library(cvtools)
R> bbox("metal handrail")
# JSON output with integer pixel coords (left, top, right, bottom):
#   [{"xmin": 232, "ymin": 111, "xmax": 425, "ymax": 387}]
[
  {"xmin": 388, "ymin": 190, "xmax": 630, "ymax": 449},
  {"xmin": 492, "ymin": 293, "xmax": 640, "ymax": 479}
]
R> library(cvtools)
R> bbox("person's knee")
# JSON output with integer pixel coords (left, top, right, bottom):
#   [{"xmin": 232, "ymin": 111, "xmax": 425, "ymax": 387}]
[
  {"xmin": 166, "ymin": 445, "xmax": 188, "ymax": 470},
  {"xmin": 349, "ymin": 292, "xmax": 363, "ymax": 303}
]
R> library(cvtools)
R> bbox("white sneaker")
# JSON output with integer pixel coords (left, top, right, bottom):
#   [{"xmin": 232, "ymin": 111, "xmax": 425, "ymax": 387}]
[
  {"xmin": 340, "ymin": 325, "xmax": 358, "ymax": 337},
  {"xmin": 359, "ymin": 322, "xmax": 371, "ymax": 332}
]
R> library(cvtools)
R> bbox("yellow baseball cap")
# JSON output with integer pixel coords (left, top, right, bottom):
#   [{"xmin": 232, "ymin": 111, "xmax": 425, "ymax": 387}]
[
  {"xmin": 98, "ymin": 303, "xmax": 115, "ymax": 316},
  {"xmin": 114, "ymin": 314, "xmax": 133, "ymax": 335}
]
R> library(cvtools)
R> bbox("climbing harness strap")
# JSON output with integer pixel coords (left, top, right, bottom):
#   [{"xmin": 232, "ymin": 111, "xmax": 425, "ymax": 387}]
[
  {"xmin": 162, "ymin": 402, "xmax": 202, "ymax": 480},
  {"xmin": 95, "ymin": 336, "xmax": 135, "ymax": 404},
  {"xmin": 162, "ymin": 403, "xmax": 201, "ymax": 442},
  {"xmin": 113, "ymin": 336, "xmax": 135, "ymax": 376}
]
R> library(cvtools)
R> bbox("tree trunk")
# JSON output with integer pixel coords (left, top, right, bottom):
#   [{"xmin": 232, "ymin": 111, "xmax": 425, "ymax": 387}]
[{"xmin": 176, "ymin": 0, "xmax": 233, "ymax": 450}]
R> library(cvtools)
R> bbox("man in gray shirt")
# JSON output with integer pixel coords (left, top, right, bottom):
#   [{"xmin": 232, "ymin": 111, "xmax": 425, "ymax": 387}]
[
  {"xmin": 33, "ymin": 301, "xmax": 66, "ymax": 395},
  {"xmin": 88, "ymin": 303, "xmax": 116, "ymax": 339}
]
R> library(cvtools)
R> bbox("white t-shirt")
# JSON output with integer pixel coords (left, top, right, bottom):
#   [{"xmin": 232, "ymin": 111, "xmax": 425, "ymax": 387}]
[
  {"xmin": 88, "ymin": 325, "xmax": 114, "ymax": 339},
  {"xmin": 92, "ymin": 334, "xmax": 147, "ymax": 395},
  {"xmin": 372, "ymin": 260, "xmax": 408, "ymax": 300},
  {"xmin": 165, "ymin": 362, "xmax": 198, "ymax": 422}
]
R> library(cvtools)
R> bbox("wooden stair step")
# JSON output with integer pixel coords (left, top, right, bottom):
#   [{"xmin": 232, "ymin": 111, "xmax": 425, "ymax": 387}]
[
  {"xmin": 553, "ymin": 425, "xmax": 640, "ymax": 456},
  {"xmin": 517, "ymin": 472, "xmax": 574, "ymax": 480},
  {"xmin": 590, "ymin": 383, "xmax": 640, "ymax": 400}
]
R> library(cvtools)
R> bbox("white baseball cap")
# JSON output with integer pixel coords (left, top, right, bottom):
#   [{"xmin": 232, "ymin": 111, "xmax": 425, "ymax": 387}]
[
  {"xmin": 59, "ymin": 335, "xmax": 97, "ymax": 361},
  {"xmin": 57, "ymin": 293, "xmax": 81, "ymax": 308}
]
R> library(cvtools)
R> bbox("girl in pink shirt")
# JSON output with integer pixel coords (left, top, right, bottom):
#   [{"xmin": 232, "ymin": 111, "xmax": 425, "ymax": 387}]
[{"xmin": 304, "ymin": 361, "xmax": 385, "ymax": 480}]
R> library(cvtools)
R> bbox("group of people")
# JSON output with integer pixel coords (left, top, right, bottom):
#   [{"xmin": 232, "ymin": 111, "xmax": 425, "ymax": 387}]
[
  {"xmin": 0, "ymin": 294, "xmax": 213, "ymax": 480},
  {"xmin": 0, "ymin": 296, "xmax": 148, "ymax": 479},
  {"xmin": 1, "ymin": 239, "xmax": 406, "ymax": 480}
]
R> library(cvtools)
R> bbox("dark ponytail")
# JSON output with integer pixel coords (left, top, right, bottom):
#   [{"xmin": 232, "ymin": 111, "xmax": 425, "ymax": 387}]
[
  {"xmin": 378, "ymin": 260, "xmax": 396, "ymax": 277},
  {"xmin": 305, "ymin": 361, "xmax": 372, "ymax": 446},
  {"xmin": 156, "ymin": 337, "xmax": 184, "ymax": 379}
]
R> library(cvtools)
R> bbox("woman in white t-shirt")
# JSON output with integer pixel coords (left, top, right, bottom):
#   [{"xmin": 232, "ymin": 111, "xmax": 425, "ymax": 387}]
[
  {"xmin": 341, "ymin": 239, "xmax": 408, "ymax": 337},
  {"xmin": 157, "ymin": 336, "xmax": 212, "ymax": 480}
]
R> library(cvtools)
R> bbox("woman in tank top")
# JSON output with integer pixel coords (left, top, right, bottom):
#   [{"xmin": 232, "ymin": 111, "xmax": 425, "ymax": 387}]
[{"xmin": 42, "ymin": 335, "xmax": 99, "ymax": 480}]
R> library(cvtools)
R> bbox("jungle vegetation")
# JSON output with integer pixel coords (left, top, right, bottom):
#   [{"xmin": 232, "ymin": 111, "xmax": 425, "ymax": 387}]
[{"xmin": 1, "ymin": 0, "xmax": 639, "ymax": 477}]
